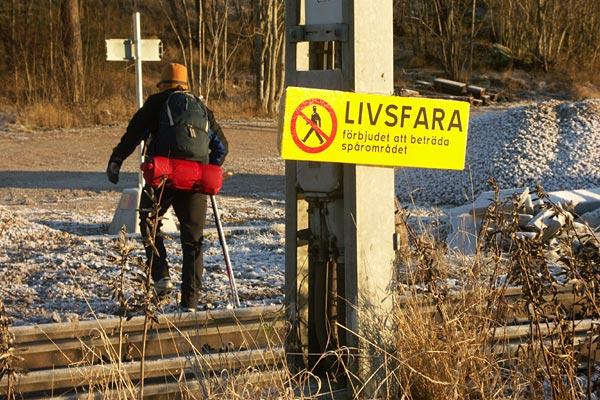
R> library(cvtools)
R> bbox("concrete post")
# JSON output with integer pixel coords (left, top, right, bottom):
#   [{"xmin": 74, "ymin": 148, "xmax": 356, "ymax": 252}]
[{"xmin": 284, "ymin": 0, "xmax": 395, "ymax": 397}]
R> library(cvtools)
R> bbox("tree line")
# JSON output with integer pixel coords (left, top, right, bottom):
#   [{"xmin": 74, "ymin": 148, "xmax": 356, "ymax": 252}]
[
  {"xmin": 394, "ymin": 0, "xmax": 600, "ymax": 81},
  {"xmin": 0, "ymin": 0, "xmax": 598, "ymax": 123},
  {"xmin": 0, "ymin": 0, "xmax": 284, "ymax": 117}
]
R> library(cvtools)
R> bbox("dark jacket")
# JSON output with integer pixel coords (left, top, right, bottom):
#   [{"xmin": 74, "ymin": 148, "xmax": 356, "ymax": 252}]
[{"xmin": 110, "ymin": 89, "xmax": 228, "ymax": 166}]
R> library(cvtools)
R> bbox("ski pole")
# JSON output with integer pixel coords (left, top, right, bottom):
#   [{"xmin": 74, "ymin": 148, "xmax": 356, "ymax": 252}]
[{"xmin": 210, "ymin": 194, "xmax": 241, "ymax": 307}]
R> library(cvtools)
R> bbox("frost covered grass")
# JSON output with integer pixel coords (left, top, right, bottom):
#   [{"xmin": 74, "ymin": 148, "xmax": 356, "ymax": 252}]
[{"xmin": 0, "ymin": 194, "xmax": 286, "ymax": 325}]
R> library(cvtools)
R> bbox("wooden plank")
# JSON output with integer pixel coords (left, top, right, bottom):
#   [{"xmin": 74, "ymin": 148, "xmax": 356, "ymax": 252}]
[
  {"xmin": 489, "ymin": 320, "xmax": 600, "ymax": 364},
  {"xmin": 415, "ymin": 80, "xmax": 435, "ymax": 89},
  {"xmin": 1, "ymin": 306, "xmax": 287, "ymax": 398},
  {"xmin": 397, "ymin": 88, "xmax": 420, "ymax": 97},
  {"xmin": 467, "ymin": 85, "xmax": 486, "ymax": 98},
  {"xmin": 492, "ymin": 319, "xmax": 594, "ymax": 341},
  {"xmin": 397, "ymin": 283, "xmax": 586, "ymax": 322},
  {"xmin": 489, "ymin": 332, "xmax": 593, "ymax": 360},
  {"xmin": 433, "ymin": 78, "xmax": 468, "ymax": 95},
  {"xmin": 398, "ymin": 283, "xmax": 582, "ymax": 304},
  {"xmin": 413, "ymin": 88, "xmax": 473, "ymax": 104},
  {"xmin": 9, "ymin": 288, "xmax": 597, "ymax": 398},
  {"xmin": 41, "ymin": 370, "xmax": 288, "ymax": 400}
]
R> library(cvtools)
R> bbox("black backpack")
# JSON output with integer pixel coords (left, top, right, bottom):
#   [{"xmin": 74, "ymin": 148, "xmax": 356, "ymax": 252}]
[{"xmin": 151, "ymin": 90, "xmax": 211, "ymax": 163}]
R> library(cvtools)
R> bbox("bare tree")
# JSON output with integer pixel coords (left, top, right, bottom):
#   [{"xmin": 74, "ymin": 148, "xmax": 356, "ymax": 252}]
[
  {"xmin": 201, "ymin": 0, "xmax": 230, "ymax": 99},
  {"xmin": 254, "ymin": 0, "xmax": 284, "ymax": 114},
  {"xmin": 485, "ymin": 0, "xmax": 591, "ymax": 71},
  {"xmin": 1, "ymin": 0, "xmax": 48, "ymax": 103},
  {"xmin": 0, "ymin": 0, "xmax": 19, "ymax": 101},
  {"xmin": 155, "ymin": 0, "xmax": 255, "ymax": 103},
  {"xmin": 157, "ymin": 1, "xmax": 189, "ymax": 75},
  {"xmin": 1, "ymin": 0, "xmax": 600, "ymax": 124},
  {"xmin": 60, "ymin": 0, "xmax": 84, "ymax": 103},
  {"xmin": 431, "ymin": 0, "xmax": 479, "ymax": 80},
  {"xmin": 394, "ymin": 0, "xmax": 432, "ymax": 64},
  {"xmin": 567, "ymin": 1, "xmax": 600, "ymax": 69},
  {"xmin": 396, "ymin": 0, "xmax": 480, "ymax": 81},
  {"xmin": 195, "ymin": 0, "xmax": 204, "ymax": 94},
  {"xmin": 533, "ymin": 0, "xmax": 579, "ymax": 71}
]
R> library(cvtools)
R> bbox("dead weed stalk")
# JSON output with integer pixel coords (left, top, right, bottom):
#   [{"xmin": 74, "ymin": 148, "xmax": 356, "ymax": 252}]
[
  {"xmin": 104, "ymin": 183, "xmax": 299, "ymax": 399},
  {"xmin": 104, "ymin": 183, "xmax": 170, "ymax": 398},
  {"xmin": 391, "ymin": 178, "xmax": 600, "ymax": 399},
  {"xmin": 0, "ymin": 300, "xmax": 21, "ymax": 400}
]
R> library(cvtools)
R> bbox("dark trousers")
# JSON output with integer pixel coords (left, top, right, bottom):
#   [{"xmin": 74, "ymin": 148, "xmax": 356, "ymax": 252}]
[{"xmin": 139, "ymin": 185, "xmax": 207, "ymax": 308}]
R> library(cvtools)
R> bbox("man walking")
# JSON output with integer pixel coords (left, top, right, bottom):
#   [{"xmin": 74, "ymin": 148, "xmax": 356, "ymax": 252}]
[{"xmin": 106, "ymin": 63, "xmax": 228, "ymax": 311}]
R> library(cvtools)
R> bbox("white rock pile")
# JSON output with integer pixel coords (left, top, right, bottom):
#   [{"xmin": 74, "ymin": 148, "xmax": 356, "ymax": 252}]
[
  {"xmin": 396, "ymin": 99, "xmax": 600, "ymax": 206},
  {"xmin": 445, "ymin": 186, "xmax": 600, "ymax": 255}
]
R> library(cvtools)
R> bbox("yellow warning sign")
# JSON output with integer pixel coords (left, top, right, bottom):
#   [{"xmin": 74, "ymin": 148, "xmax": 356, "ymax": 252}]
[{"xmin": 279, "ymin": 86, "xmax": 470, "ymax": 170}]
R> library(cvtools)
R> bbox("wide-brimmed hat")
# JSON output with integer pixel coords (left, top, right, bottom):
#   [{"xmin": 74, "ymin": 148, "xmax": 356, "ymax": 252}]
[{"xmin": 157, "ymin": 63, "xmax": 188, "ymax": 90}]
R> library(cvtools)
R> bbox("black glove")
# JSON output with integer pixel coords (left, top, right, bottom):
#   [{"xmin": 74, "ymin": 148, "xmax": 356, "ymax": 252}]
[{"xmin": 106, "ymin": 156, "xmax": 122, "ymax": 184}]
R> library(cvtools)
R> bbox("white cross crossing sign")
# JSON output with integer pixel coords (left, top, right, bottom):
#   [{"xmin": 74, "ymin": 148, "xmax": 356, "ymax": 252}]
[{"xmin": 105, "ymin": 38, "xmax": 162, "ymax": 61}]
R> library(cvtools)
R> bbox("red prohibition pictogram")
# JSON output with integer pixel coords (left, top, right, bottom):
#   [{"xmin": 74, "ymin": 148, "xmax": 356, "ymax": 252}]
[{"xmin": 290, "ymin": 98, "xmax": 337, "ymax": 153}]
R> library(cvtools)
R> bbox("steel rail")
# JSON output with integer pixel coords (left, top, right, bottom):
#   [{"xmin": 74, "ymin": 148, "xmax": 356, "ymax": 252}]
[
  {"xmin": 45, "ymin": 370, "xmax": 289, "ymax": 400},
  {"xmin": 2, "ymin": 305, "xmax": 287, "ymax": 398},
  {"xmin": 3, "ymin": 285, "xmax": 599, "ymax": 398},
  {"xmin": 397, "ymin": 282, "xmax": 587, "ymax": 322},
  {"xmin": 13, "ymin": 348, "xmax": 285, "ymax": 397}
]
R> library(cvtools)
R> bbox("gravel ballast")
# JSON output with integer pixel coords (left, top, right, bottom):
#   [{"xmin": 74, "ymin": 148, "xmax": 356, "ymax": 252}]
[{"xmin": 396, "ymin": 99, "xmax": 600, "ymax": 206}]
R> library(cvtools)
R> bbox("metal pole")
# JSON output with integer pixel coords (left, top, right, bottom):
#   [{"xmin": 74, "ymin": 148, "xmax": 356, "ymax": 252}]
[
  {"xmin": 133, "ymin": 12, "xmax": 144, "ymax": 187},
  {"xmin": 133, "ymin": 12, "xmax": 144, "ymax": 109},
  {"xmin": 210, "ymin": 195, "xmax": 241, "ymax": 307}
]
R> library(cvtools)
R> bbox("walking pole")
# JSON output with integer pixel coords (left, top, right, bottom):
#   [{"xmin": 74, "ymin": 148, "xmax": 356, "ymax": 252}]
[{"xmin": 210, "ymin": 194, "xmax": 241, "ymax": 307}]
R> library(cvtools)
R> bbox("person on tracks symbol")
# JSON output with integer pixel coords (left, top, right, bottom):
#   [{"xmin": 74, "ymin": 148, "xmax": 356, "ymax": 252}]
[{"xmin": 302, "ymin": 105, "xmax": 324, "ymax": 144}]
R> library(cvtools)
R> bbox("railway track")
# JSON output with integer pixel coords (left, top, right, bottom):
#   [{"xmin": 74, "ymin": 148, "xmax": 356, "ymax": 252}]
[
  {"xmin": 1, "ymin": 305, "xmax": 287, "ymax": 399},
  {"xmin": 399, "ymin": 282, "xmax": 600, "ymax": 364},
  {"xmin": 3, "ymin": 284, "xmax": 600, "ymax": 399},
  {"xmin": 492, "ymin": 284, "xmax": 600, "ymax": 365}
]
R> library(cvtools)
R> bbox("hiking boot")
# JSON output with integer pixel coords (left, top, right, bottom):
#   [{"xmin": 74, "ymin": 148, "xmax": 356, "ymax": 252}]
[
  {"xmin": 155, "ymin": 277, "xmax": 174, "ymax": 297},
  {"xmin": 180, "ymin": 297, "xmax": 199, "ymax": 313}
]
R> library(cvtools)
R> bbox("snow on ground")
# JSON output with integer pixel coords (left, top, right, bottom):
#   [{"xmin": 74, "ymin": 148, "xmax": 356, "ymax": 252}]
[{"xmin": 0, "ymin": 196, "xmax": 285, "ymax": 326}]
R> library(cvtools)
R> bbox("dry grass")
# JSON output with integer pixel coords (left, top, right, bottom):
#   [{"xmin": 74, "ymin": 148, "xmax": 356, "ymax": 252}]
[
  {"xmin": 2, "ymin": 82, "xmax": 264, "ymax": 131},
  {"xmin": 21, "ymin": 102, "xmax": 84, "ymax": 130},
  {"xmin": 4, "ymin": 68, "xmax": 598, "ymax": 130},
  {"xmin": 388, "ymin": 180, "xmax": 600, "ymax": 399},
  {"xmin": 0, "ymin": 301, "xmax": 20, "ymax": 399},
  {"xmin": 389, "ymin": 211, "xmax": 507, "ymax": 399}
]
